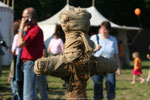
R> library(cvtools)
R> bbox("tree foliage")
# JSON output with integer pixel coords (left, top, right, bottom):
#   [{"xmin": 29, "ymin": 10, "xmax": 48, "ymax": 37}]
[{"xmin": 10, "ymin": 0, "xmax": 150, "ymax": 28}]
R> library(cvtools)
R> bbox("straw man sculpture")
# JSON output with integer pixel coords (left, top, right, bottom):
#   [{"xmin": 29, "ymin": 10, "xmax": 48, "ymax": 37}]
[{"xmin": 34, "ymin": 7, "xmax": 117, "ymax": 100}]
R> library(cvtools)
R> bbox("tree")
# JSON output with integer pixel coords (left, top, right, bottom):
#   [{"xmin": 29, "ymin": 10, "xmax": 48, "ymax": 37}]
[{"xmin": 12, "ymin": 0, "xmax": 150, "ymax": 28}]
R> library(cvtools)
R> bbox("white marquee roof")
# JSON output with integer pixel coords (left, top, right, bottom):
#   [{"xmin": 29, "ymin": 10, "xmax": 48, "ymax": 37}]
[
  {"xmin": 38, "ymin": 4, "xmax": 141, "ymax": 30},
  {"xmin": 0, "ymin": 1, "xmax": 8, "ymax": 7}
]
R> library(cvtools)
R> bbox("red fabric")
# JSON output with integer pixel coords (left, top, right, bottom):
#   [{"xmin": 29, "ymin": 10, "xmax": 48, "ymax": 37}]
[
  {"xmin": 132, "ymin": 69, "xmax": 142, "ymax": 75},
  {"xmin": 119, "ymin": 44, "xmax": 124, "ymax": 56},
  {"xmin": 21, "ymin": 24, "xmax": 44, "ymax": 60}
]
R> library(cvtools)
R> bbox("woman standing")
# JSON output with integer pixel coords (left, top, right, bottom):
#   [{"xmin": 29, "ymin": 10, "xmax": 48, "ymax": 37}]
[
  {"xmin": 47, "ymin": 29, "xmax": 64, "ymax": 56},
  {"xmin": 90, "ymin": 21, "xmax": 121, "ymax": 100},
  {"xmin": 8, "ymin": 20, "xmax": 23, "ymax": 100}
]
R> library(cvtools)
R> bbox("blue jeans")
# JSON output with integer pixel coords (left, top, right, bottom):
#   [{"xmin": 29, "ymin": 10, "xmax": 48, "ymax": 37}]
[
  {"xmin": 36, "ymin": 75, "xmax": 49, "ymax": 100},
  {"xmin": 10, "ymin": 77, "xmax": 22, "ymax": 100},
  {"xmin": 23, "ymin": 60, "xmax": 37, "ymax": 100},
  {"xmin": 92, "ymin": 73, "xmax": 116, "ymax": 100}
]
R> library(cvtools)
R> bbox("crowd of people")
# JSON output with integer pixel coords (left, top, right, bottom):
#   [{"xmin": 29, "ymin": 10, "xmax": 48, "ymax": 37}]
[
  {"xmin": 7, "ymin": 7, "xmax": 65, "ymax": 100},
  {"xmin": 0, "ymin": 6, "xmax": 150, "ymax": 100}
]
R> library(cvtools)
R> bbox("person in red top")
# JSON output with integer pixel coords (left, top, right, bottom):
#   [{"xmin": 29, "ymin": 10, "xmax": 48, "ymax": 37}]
[
  {"xmin": 131, "ymin": 52, "xmax": 145, "ymax": 84},
  {"xmin": 118, "ymin": 41, "xmax": 124, "ymax": 66},
  {"xmin": 17, "ymin": 7, "xmax": 44, "ymax": 100}
]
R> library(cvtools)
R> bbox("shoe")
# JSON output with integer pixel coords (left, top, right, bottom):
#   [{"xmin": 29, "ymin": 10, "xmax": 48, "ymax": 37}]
[
  {"xmin": 146, "ymin": 78, "xmax": 150, "ymax": 83},
  {"xmin": 140, "ymin": 79, "xmax": 145, "ymax": 83},
  {"xmin": 131, "ymin": 81, "xmax": 135, "ymax": 84}
]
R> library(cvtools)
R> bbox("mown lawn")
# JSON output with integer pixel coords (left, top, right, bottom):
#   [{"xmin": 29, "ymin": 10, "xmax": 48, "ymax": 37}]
[{"xmin": 0, "ymin": 61, "xmax": 150, "ymax": 100}]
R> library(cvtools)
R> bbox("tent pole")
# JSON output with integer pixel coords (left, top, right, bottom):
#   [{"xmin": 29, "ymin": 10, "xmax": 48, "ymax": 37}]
[
  {"xmin": 7, "ymin": 0, "xmax": 9, "ymax": 6},
  {"xmin": 129, "ymin": 30, "xmax": 141, "ymax": 46},
  {"xmin": 92, "ymin": 0, "xmax": 95, "ymax": 6},
  {"xmin": 66, "ymin": 0, "xmax": 94, "ymax": 6},
  {"xmin": 66, "ymin": 0, "xmax": 69, "ymax": 4},
  {"xmin": 12, "ymin": 0, "xmax": 14, "ymax": 9},
  {"xmin": 3, "ymin": 0, "xmax": 6, "ymax": 4}
]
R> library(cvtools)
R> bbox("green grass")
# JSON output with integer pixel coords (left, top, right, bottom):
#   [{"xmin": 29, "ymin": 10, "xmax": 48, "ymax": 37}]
[{"xmin": 0, "ymin": 61, "xmax": 150, "ymax": 100}]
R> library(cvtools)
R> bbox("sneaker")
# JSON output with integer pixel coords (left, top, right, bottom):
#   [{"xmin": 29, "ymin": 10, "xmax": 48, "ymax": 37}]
[
  {"xmin": 131, "ymin": 81, "xmax": 135, "ymax": 84},
  {"xmin": 146, "ymin": 78, "xmax": 150, "ymax": 83},
  {"xmin": 140, "ymin": 79, "xmax": 145, "ymax": 83}
]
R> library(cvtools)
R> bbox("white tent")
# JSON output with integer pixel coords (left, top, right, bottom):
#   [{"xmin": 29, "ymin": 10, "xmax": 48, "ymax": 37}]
[{"xmin": 0, "ymin": 1, "xmax": 14, "ymax": 65}]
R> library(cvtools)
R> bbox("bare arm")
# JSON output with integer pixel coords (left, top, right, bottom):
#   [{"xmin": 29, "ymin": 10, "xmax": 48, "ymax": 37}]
[
  {"xmin": 114, "ymin": 53, "xmax": 121, "ymax": 75},
  {"xmin": 17, "ymin": 18, "xmax": 27, "ymax": 48},
  {"xmin": 93, "ymin": 45, "xmax": 101, "ymax": 52},
  {"xmin": 11, "ymin": 49, "xmax": 16, "ymax": 56},
  {"xmin": 17, "ymin": 31, "xmax": 25, "ymax": 47},
  {"xmin": 47, "ymin": 48, "xmax": 50, "ymax": 54},
  {"xmin": 61, "ymin": 46, "xmax": 64, "ymax": 52}
]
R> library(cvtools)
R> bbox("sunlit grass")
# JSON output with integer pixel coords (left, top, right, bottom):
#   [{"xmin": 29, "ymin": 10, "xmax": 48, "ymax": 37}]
[{"xmin": 0, "ymin": 61, "xmax": 150, "ymax": 100}]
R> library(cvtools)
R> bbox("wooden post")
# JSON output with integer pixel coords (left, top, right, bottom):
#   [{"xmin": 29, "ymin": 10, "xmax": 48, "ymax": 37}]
[
  {"xmin": 66, "ymin": 0, "xmax": 69, "ymax": 4},
  {"xmin": 92, "ymin": 0, "xmax": 95, "ymax": 6},
  {"xmin": 3, "ymin": 0, "xmax": 6, "ymax": 4},
  {"xmin": 12, "ymin": 0, "xmax": 14, "ymax": 9},
  {"xmin": 7, "ymin": 0, "xmax": 9, "ymax": 6}
]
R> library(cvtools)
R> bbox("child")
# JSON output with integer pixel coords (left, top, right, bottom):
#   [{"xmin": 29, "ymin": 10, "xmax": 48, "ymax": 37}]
[{"xmin": 131, "ymin": 52, "xmax": 145, "ymax": 84}]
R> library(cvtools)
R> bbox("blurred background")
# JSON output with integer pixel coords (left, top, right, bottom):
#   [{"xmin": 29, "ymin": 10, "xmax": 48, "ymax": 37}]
[{"xmin": 0, "ymin": 0, "xmax": 150, "ymax": 64}]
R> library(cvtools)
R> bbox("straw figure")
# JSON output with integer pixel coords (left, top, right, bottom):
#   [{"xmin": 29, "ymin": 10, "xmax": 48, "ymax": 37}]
[{"xmin": 34, "ymin": 7, "xmax": 117, "ymax": 100}]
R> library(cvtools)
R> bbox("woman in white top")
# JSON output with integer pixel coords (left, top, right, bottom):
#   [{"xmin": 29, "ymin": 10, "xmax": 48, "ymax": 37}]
[
  {"xmin": 90, "ymin": 21, "xmax": 121, "ymax": 100},
  {"xmin": 47, "ymin": 30, "xmax": 64, "ymax": 56}
]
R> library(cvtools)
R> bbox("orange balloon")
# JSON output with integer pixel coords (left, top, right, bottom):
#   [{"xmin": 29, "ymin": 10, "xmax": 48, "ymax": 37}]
[{"xmin": 134, "ymin": 8, "xmax": 141, "ymax": 16}]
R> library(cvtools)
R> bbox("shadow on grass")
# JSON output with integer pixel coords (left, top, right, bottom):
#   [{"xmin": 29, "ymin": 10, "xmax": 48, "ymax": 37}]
[
  {"xmin": 116, "ymin": 87, "xmax": 131, "ymax": 90},
  {"xmin": 48, "ymin": 87, "xmax": 65, "ymax": 96},
  {"xmin": 117, "ymin": 78, "xmax": 131, "ymax": 81},
  {"xmin": 47, "ymin": 87, "xmax": 94, "ymax": 100},
  {"xmin": 6, "ymin": 97, "xmax": 12, "ymax": 100},
  {"xmin": 0, "ymin": 95, "xmax": 10, "ymax": 100},
  {"xmin": 1, "ymin": 71, "xmax": 9, "ymax": 76},
  {"xmin": 0, "ymin": 86, "xmax": 12, "ymax": 94},
  {"xmin": 122, "ymin": 65, "xmax": 150, "ymax": 70}
]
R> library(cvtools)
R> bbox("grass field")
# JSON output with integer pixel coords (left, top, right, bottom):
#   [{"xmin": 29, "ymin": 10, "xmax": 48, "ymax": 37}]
[{"xmin": 0, "ymin": 61, "xmax": 150, "ymax": 100}]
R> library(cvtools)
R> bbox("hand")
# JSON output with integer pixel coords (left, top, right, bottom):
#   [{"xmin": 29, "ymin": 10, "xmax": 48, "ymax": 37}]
[
  {"xmin": 147, "ymin": 54, "xmax": 150, "ymax": 59},
  {"xmin": 116, "ymin": 67, "xmax": 121, "ymax": 76},
  {"xmin": 19, "ymin": 18, "xmax": 27, "ymax": 30},
  {"xmin": 94, "ymin": 45, "xmax": 101, "ymax": 52},
  {"xmin": 20, "ymin": 16, "xmax": 31, "ymax": 30},
  {"xmin": 8, "ymin": 74, "xmax": 11, "ymax": 83}
]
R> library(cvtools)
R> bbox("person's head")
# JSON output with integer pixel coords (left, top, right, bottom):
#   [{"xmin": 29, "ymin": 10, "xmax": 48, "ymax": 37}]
[
  {"xmin": 22, "ymin": 7, "xmax": 37, "ymax": 25},
  {"xmin": 132, "ymin": 52, "xmax": 139, "ymax": 59},
  {"xmin": 53, "ymin": 25, "xmax": 61, "ymax": 39},
  {"xmin": 53, "ymin": 30, "xmax": 61, "ymax": 39},
  {"xmin": 99, "ymin": 21, "xmax": 111, "ymax": 38},
  {"xmin": 52, "ymin": 33, "xmax": 57, "ymax": 39},
  {"xmin": 13, "ymin": 20, "xmax": 20, "ymax": 34}
]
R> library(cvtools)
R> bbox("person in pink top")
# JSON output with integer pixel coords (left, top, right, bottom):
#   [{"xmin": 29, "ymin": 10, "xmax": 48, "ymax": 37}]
[
  {"xmin": 8, "ymin": 20, "xmax": 22, "ymax": 100},
  {"xmin": 47, "ymin": 30, "xmax": 64, "ymax": 56},
  {"xmin": 11, "ymin": 34, "xmax": 19, "ymax": 56}
]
